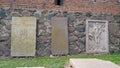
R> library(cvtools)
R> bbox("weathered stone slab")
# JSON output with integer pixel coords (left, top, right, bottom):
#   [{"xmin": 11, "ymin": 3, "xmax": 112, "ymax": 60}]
[
  {"xmin": 86, "ymin": 20, "xmax": 109, "ymax": 53},
  {"xmin": 11, "ymin": 17, "xmax": 36, "ymax": 56},
  {"xmin": 51, "ymin": 17, "xmax": 68, "ymax": 55},
  {"xmin": 66, "ymin": 59, "xmax": 120, "ymax": 68}
]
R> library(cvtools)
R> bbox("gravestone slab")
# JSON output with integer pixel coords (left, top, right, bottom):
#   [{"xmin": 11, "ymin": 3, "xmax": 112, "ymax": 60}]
[
  {"xmin": 86, "ymin": 20, "xmax": 109, "ymax": 53},
  {"xmin": 11, "ymin": 17, "xmax": 36, "ymax": 56},
  {"xmin": 66, "ymin": 59, "xmax": 120, "ymax": 68},
  {"xmin": 51, "ymin": 17, "xmax": 68, "ymax": 55}
]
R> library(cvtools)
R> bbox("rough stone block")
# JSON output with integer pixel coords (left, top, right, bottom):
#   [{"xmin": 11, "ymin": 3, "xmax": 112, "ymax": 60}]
[
  {"xmin": 0, "ymin": 50, "xmax": 3, "ymax": 56},
  {"xmin": 75, "ymin": 24, "xmax": 85, "ymax": 32},
  {"xmin": 109, "ymin": 23, "xmax": 118, "ymax": 34}
]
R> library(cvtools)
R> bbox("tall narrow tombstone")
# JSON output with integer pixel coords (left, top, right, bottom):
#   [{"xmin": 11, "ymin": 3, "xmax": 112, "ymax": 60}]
[
  {"xmin": 51, "ymin": 17, "xmax": 68, "ymax": 55},
  {"xmin": 11, "ymin": 17, "xmax": 36, "ymax": 56},
  {"xmin": 86, "ymin": 20, "xmax": 109, "ymax": 53}
]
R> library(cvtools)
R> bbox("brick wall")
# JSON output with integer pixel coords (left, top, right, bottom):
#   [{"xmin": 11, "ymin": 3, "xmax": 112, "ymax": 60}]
[{"xmin": 0, "ymin": 0, "xmax": 120, "ymax": 14}]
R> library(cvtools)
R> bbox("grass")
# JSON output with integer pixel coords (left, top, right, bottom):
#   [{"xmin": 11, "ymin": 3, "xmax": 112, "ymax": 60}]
[{"xmin": 0, "ymin": 54, "xmax": 120, "ymax": 68}]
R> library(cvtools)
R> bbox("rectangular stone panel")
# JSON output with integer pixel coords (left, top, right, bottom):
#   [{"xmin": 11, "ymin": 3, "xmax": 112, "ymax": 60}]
[
  {"xmin": 86, "ymin": 20, "xmax": 109, "ymax": 53},
  {"xmin": 11, "ymin": 17, "xmax": 36, "ymax": 56},
  {"xmin": 51, "ymin": 17, "xmax": 68, "ymax": 55}
]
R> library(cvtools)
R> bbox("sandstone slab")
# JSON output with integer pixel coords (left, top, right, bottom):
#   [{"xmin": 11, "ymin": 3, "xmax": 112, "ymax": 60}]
[
  {"xmin": 51, "ymin": 17, "xmax": 68, "ymax": 55},
  {"xmin": 11, "ymin": 17, "xmax": 36, "ymax": 56}
]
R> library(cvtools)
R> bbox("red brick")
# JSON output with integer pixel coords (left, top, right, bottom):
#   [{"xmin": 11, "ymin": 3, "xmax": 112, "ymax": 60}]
[{"xmin": 0, "ymin": 0, "xmax": 119, "ymax": 14}]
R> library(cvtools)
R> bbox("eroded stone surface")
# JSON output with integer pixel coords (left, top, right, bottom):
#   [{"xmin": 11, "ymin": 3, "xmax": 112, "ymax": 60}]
[
  {"xmin": 51, "ymin": 17, "xmax": 68, "ymax": 55},
  {"xmin": 86, "ymin": 20, "xmax": 109, "ymax": 53},
  {"xmin": 11, "ymin": 17, "xmax": 36, "ymax": 56}
]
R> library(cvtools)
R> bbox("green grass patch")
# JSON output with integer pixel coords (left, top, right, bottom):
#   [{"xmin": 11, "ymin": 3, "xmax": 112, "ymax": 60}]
[{"xmin": 0, "ymin": 54, "xmax": 120, "ymax": 68}]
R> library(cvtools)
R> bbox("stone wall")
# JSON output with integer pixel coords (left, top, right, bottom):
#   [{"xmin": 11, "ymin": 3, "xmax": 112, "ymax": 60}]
[{"xmin": 0, "ymin": 8, "xmax": 120, "ymax": 57}]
